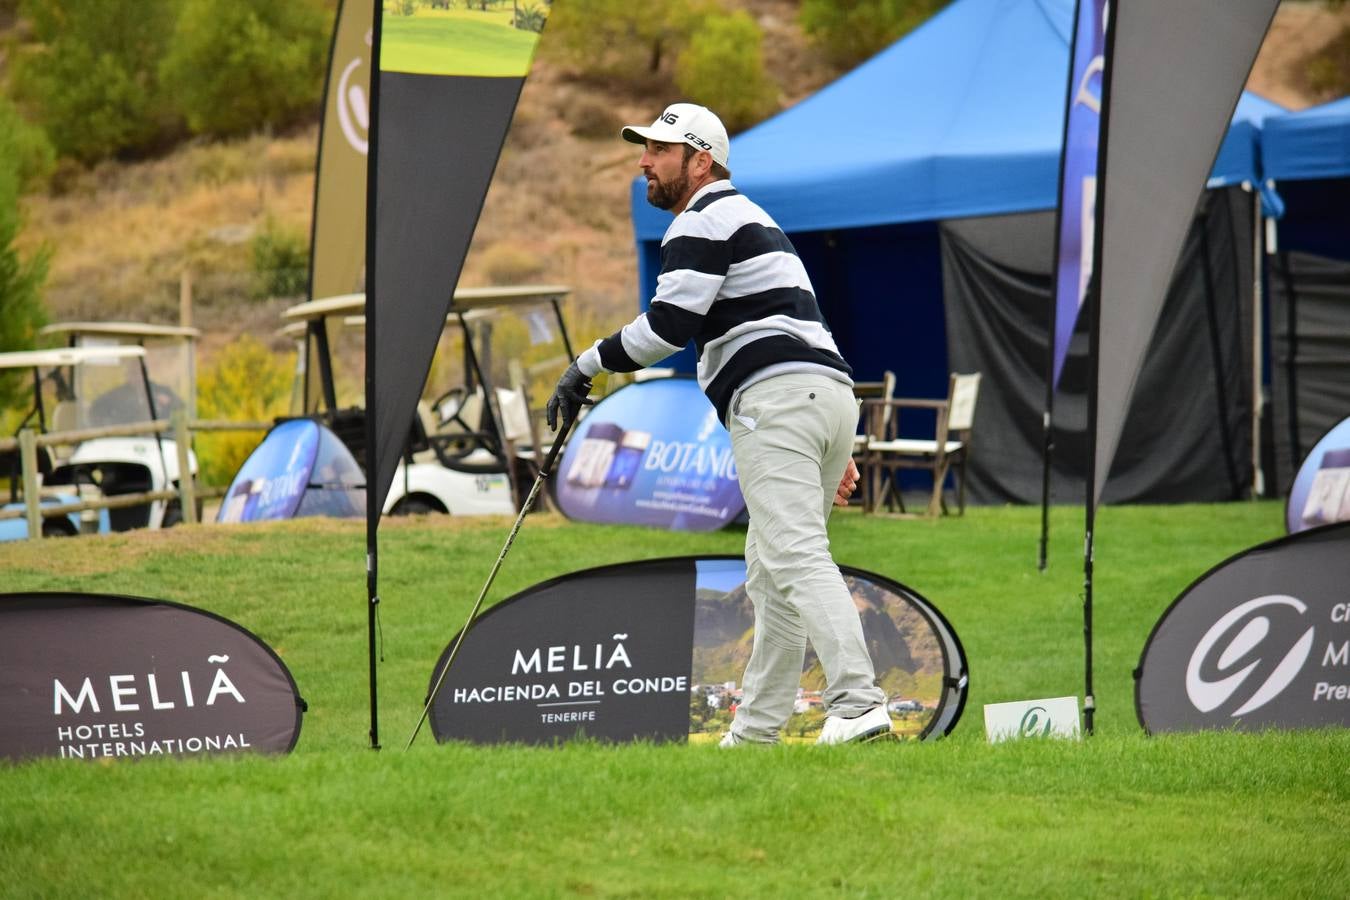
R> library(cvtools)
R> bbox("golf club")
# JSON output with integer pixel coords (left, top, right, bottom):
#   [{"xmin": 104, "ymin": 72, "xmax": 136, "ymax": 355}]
[{"xmin": 405, "ymin": 407, "xmax": 583, "ymax": 750}]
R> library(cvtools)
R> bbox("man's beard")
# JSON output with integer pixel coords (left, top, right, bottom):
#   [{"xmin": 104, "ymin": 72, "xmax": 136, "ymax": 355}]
[{"xmin": 646, "ymin": 161, "xmax": 691, "ymax": 210}]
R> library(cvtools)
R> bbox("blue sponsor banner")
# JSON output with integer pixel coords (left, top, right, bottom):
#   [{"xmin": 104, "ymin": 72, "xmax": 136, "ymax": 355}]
[
  {"xmin": 1052, "ymin": 0, "xmax": 1107, "ymax": 388},
  {"xmin": 218, "ymin": 419, "xmax": 321, "ymax": 524},
  {"xmin": 1286, "ymin": 416, "xmax": 1350, "ymax": 534},
  {"xmin": 555, "ymin": 379, "xmax": 745, "ymax": 531}
]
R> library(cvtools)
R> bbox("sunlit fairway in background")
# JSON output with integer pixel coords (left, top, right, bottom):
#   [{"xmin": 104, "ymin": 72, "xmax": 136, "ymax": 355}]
[{"xmin": 380, "ymin": 8, "xmax": 539, "ymax": 77}]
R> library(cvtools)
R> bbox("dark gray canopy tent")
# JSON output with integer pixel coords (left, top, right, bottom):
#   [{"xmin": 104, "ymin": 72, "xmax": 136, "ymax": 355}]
[
  {"xmin": 1261, "ymin": 96, "xmax": 1350, "ymax": 494},
  {"xmin": 628, "ymin": 0, "xmax": 1282, "ymax": 503}
]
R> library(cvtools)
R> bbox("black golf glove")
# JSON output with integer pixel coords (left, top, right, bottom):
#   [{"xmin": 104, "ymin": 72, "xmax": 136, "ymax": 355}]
[{"xmin": 546, "ymin": 361, "xmax": 593, "ymax": 431}]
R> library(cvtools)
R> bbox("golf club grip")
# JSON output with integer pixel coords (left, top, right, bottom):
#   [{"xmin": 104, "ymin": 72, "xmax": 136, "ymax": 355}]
[{"xmin": 539, "ymin": 408, "xmax": 580, "ymax": 479}]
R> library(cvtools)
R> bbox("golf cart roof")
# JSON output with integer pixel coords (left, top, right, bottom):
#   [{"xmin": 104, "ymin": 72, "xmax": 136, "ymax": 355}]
[
  {"xmin": 0, "ymin": 345, "xmax": 147, "ymax": 371},
  {"xmin": 40, "ymin": 321, "xmax": 201, "ymax": 342},
  {"xmin": 281, "ymin": 285, "xmax": 572, "ymax": 325}
]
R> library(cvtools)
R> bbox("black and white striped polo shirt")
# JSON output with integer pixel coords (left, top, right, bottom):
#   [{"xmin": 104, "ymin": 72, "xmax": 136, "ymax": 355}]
[{"xmin": 577, "ymin": 180, "xmax": 852, "ymax": 423}]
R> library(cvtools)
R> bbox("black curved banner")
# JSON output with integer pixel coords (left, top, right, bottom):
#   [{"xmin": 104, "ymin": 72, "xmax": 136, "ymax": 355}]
[
  {"xmin": 1135, "ymin": 522, "xmax": 1350, "ymax": 734},
  {"xmin": 0, "ymin": 593, "xmax": 305, "ymax": 762},
  {"xmin": 427, "ymin": 557, "xmax": 967, "ymax": 745}
]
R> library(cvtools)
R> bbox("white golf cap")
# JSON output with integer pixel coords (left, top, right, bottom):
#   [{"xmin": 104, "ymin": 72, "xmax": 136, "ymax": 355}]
[{"xmin": 620, "ymin": 103, "xmax": 730, "ymax": 168}]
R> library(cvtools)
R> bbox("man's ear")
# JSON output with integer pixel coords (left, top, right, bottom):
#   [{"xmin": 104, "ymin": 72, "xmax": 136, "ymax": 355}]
[{"xmin": 695, "ymin": 149, "xmax": 715, "ymax": 178}]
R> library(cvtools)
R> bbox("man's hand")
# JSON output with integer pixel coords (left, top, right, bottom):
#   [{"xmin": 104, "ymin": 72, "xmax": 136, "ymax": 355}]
[
  {"xmin": 545, "ymin": 361, "xmax": 593, "ymax": 431},
  {"xmin": 834, "ymin": 457, "xmax": 860, "ymax": 507}
]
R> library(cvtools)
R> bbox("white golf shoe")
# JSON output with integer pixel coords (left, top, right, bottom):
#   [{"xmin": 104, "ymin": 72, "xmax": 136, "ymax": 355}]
[
  {"xmin": 718, "ymin": 730, "xmax": 776, "ymax": 747},
  {"xmin": 815, "ymin": 705, "xmax": 895, "ymax": 745},
  {"xmin": 718, "ymin": 731, "xmax": 743, "ymax": 748}
]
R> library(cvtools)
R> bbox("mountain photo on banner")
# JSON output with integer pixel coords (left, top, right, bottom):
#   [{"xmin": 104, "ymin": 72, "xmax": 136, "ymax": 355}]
[{"xmin": 380, "ymin": 5, "xmax": 539, "ymax": 76}]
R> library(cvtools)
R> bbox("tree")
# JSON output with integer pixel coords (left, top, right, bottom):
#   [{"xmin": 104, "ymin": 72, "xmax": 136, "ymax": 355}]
[
  {"xmin": 12, "ymin": 0, "xmax": 181, "ymax": 163},
  {"xmin": 799, "ymin": 0, "xmax": 947, "ymax": 69},
  {"xmin": 541, "ymin": 0, "xmax": 717, "ymax": 79},
  {"xmin": 675, "ymin": 11, "xmax": 778, "ymax": 133},
  {"xmin": 0, "ymin": 152, "xmax": 49, "ymax": 409},
  {"xmin": 160, "ymin": 0, "xmax": 328, "ymax": 139}
]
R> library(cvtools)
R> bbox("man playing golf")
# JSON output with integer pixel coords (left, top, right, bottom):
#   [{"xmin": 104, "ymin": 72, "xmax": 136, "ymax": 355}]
[{"xmin": 547, "ymin": 102, "xmax": 893, "ymax": 745}]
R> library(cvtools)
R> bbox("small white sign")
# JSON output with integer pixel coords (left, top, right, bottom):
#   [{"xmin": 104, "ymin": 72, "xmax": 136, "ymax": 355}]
[{"xmin": 983, "ymin": 696, "xmax": 1081, "ymax": 743}]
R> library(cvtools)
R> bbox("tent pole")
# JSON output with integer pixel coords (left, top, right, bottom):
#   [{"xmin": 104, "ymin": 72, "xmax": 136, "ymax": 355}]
[
  {"xmin": 1278, "ymin": 248, "xmax": 1301, "ymax": 491},
  {"xmin": 1250, "ymin": 189, "xmax": 1264, "ymax": 498},
  {"xmin": 1197, "ymin": 203, "xmax": 1244, "ymax": 499}
]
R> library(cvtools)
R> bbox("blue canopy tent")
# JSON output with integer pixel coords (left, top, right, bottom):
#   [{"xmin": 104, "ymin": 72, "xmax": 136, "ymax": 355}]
[
  {"xmin": 1263, "ymin": 95, "xmax": 1350, "ymax": 258},
  {"xmin": 1259, "ymin": 95, "xmax": 1350, "ymax": 493},
  {"xmin": 628, "ymin": 0, "xmax": 1282, "ymax": 503}
]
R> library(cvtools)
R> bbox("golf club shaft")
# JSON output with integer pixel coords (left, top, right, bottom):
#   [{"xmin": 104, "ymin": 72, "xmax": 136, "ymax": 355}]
[{"xmin": 405, "ymin": 412, "xmax": 579, "ymax": 750}]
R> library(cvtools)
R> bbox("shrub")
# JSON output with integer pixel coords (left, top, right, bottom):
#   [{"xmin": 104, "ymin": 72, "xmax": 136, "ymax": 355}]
[
  {"xmin": 1303, "ymin": 23, "xmax": 1350, "ymax": 102},
  {"xmin": 799, "ymin": 0, "xmax": 947, "ymax": 69},
  {"xmin": 0, "ymin": 97, "xmax": 55, "ymax": 192},
  {"xmin": 250, "ymin": 218, "xmax": 311, "ymax": 300},
  {"xmin": 478, "ymin": 241, "xmax": 546, "ymax": 285},
  {"xmin": 675, "ymin": 11, "xmax": 778, "ymax": 133},
  {"xmin": 566, "ymin": 92, "xmax": 621, "ymax": 139},
  {"xmin": 160, "ymin": 0, "xmax": 328, "ymax": 139},
  {"xmin": 12, "ymin": 0, "xmax": 182, "ymax": 163},
  {"xmin": 196, "ymin": 334, "xmax": 293, "ymax": 487},
  {"xmin": 513, "ymin": 3, "xmax": 547, "ymax": 32}
]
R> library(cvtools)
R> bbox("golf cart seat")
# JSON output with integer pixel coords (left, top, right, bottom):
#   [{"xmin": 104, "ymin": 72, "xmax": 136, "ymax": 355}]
[
  {"xmin": 412, "ymin": 391, "xmax": 506, "ymax": 474},
  {"xmin": 1, "ymin": 441, "xmax": 56, "ymax": 483}
]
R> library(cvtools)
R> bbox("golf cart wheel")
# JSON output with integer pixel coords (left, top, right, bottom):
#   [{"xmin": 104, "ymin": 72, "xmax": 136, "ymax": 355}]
[
  {"xmin": 41, "ymin": 516, "xmax": 78, "ymax": 538},
  {"xmin": 162, "ymin": 501, "xmax": 183, "ymax": 528},
  {"xmin": 391, "ymin": 495, "xmax": 443, "ymax": 517}
]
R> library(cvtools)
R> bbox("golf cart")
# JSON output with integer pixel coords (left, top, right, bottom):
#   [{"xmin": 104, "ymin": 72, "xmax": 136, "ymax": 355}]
[
  {"xmin": 0, "ymin": 344, "xmax": 182, "ymax": 539},
  {"xmin": 279, "ymin": 284, "xmax": 575, "ymax": 517},
  {"xmin": 38, "ymin": 321, "xmax": 199, "ymax": 531}
]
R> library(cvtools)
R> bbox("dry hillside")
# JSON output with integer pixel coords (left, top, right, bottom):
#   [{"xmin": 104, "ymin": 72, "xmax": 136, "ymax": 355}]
[{"xmin": 10, "ymin": 0, "xmax": 1347, "ymax": 373}]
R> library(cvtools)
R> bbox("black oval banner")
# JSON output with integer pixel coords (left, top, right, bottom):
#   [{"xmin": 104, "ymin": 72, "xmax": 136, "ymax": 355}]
[
  {"xmin": 428, "ymin": 557, "xmax": 968, "ymax": 745},
  {"xmin": 1135, "ymin": 522, "xmax": 1350, "ymax": 734},
  {"xmin": 0, "ymin": 592, "xmax": 305, "ymax": 762}
]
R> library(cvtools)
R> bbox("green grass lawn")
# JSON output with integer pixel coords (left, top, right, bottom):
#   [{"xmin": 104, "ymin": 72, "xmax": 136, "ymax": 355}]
[
  {"xmin": 381, "ymin": 8, "xmax": 539, "ymax": 77},
  {"xmin": 2, "ymin": 502, "xmax": 1347, "ymax": 897}
]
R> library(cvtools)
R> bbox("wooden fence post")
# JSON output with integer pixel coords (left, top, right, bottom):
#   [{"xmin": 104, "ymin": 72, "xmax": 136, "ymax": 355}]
[
  {"xmin": 173, "ymin": 412, "xmax": 198, "ymax": 525},
  {"xmin": 19, "ymin": 428, "xmax": 41, "ymax": 540}
]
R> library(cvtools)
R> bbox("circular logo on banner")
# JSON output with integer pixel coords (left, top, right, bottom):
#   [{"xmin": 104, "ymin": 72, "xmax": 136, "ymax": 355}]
[
  {"xmin": 336, "ymin": 50, "xmax": 370, "ymax": 155},
  {"xmin": 426, "ymin": 557, "xmax": 967, "ymax": 745},
  {"xmin": 555, "ymin": 380, "xmax": 745, "ymax": 531},
  {"xmin": 1285, "ymin": 415, "xmax": 1350, "ymax": 534},
  {"xmin": 1135, "ymin": 523, "xmax": 1350, "ymax": 734},
  {"xmin": 1184, "ymin": 595, "xmax": 1315, "ymax": 715},
  {"xmin": 0, "ymin": 593, "xmax": 305, "ymax": 762}
]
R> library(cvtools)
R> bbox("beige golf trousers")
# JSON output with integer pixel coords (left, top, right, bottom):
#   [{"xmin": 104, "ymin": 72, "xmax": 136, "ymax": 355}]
[{"xmin": 726, "ymin": 373, "xmax": 886, "ymax": 742}]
